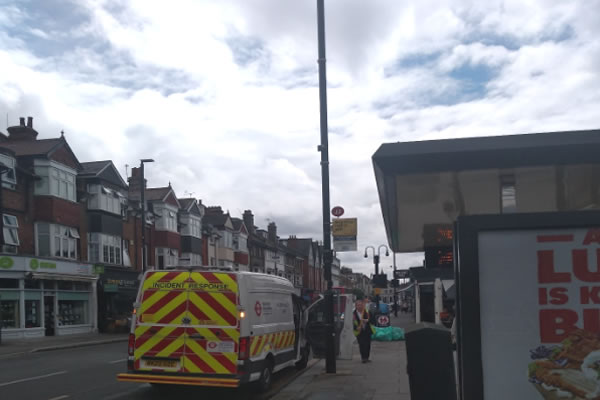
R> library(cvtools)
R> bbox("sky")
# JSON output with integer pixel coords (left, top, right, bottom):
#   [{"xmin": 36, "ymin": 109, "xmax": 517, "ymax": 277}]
[{"xmin": 1, "ymin": 0, "xmax": 599, "ymax": 277}]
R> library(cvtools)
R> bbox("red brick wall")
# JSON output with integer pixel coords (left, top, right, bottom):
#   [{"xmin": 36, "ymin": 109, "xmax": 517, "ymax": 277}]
[
  {"xmin": 202, "ymin": 233, "xmax": 209, "ymax": 266},
  {"xmin": 153, "ymin": 231, "xmax": 181, "ymax": 252},
  {"xmin": 34, "ymin": 196, "xmax": 82, "ymax": 227},
  {"xmin": 123, "ymin": 216, "xmax": 156, "ymax": 272},
  {"xmin": 234, "ymin": 251, "xmax": 249, "ymax": 265}
]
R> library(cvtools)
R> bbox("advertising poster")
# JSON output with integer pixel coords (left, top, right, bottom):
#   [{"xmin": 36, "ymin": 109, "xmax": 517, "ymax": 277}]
[{"xmin": 477, "ymin": 227, "xmax": 600, "ymax": 400}]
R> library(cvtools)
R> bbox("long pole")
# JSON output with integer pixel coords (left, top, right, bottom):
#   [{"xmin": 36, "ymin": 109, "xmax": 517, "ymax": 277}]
[
  {"xmin": 317, "ymin": 0, "xmax": 336, "ymax": 374},
  {"xmin": 393, "ymin": 252, "xmax": 398, "ymax": 317},
  {"xmin": 140, "ymin": 162, "xmax": 146, "ymax": 272}
]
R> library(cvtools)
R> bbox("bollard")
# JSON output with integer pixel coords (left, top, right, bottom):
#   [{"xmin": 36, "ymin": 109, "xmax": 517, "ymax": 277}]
[{"xmin": 405, "ymin": 322, "xmax": 457, "ymax": 400}]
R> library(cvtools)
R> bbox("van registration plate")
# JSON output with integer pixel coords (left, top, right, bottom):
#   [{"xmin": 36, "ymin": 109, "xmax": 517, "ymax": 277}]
[{"xmin": 141, "ymin": 358, "xmax": 180, "ymax": 369}]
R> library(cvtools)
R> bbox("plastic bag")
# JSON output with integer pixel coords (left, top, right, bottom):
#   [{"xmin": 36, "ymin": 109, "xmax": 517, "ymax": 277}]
[
  {"xmin": 372, "ymin": 326, "xmax": 393, "ymax": 341},
  {"xmin": 372, "ymin": 326, "xmax": 405, "ymax": 341},
  {"xmin": 391, "ymin": 327, "xmax": 405, "ymax": 341}
]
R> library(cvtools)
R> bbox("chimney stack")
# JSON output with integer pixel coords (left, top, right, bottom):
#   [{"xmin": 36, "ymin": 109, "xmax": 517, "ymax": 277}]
[
  {"xmin": 128, "ymin": 167, "xmax": 146, "ymax": 199},
  {"xmin": 7, "ymin": 116, "xmax": 38, "ymax": 141},
  {"xmin": 268, "ymin": 222, "xmax": 277, "ymax": 243},
  {"xmin": 243, "ymin": 210, "xmax": 254, "ymax": 234}
]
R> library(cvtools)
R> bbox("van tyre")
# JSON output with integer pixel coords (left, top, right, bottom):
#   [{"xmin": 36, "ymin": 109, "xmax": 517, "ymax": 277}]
[
  {"xmin": 256, "ymin": 359, "xmax": 274, "ymax": 393},
  {"xmin": 295, "ymin": 346, "xmax": 309, "ymax": 370}
]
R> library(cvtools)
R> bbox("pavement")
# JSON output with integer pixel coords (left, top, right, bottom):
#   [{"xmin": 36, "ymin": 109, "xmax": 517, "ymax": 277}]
[
  {"xmin": 0, "ymin": 332, "xmax": 129, "ymax": 359},
  {"xmin": 272, "ymin": 312, "xmax": 414, "ymax": 400}
]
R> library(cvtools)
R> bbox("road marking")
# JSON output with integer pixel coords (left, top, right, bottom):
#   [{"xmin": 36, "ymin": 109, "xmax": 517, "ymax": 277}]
[
  {"xmin": 108, "ymin": 358, "xmax": 127, "ymax": 364},
  {"xmin": 0, "ymin": 370, "xmax": 68, "ymax": 387},
  {"xmin": 48, "ymin": 395, "xmax": 70, "ymax": 400}
]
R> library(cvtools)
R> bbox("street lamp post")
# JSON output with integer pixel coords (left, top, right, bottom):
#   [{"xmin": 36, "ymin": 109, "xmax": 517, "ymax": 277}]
[
  {"xmin": 364, "ymin": 245, "xmax": 389, "ymax": 310},
  {"xmin": 140, "ymin": 159, "xmax": 154, "ymax": 272},
  {"xmin": 316, "ymin": 0, "xmax": 336, "ymax": 374},
  {"xmin": 393, "ymin": 252, "xmax": 398, "ymax": 317}
]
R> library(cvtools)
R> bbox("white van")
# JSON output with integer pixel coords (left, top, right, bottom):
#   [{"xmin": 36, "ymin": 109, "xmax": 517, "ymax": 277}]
[{"xmin": 118, "ymin": 269, "xmax": 311, "ymax": 391}]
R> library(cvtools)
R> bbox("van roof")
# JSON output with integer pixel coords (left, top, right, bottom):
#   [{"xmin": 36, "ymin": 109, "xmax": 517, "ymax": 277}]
[{"xmin": 142, "ymin": 269, "xmax": 294, "ymax": 287}]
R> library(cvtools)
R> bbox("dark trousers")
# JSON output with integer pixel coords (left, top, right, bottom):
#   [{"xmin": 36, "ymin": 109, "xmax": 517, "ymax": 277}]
[{"xmin": 357, "ymin": 331, "xmax": 371, "ymax": 361}]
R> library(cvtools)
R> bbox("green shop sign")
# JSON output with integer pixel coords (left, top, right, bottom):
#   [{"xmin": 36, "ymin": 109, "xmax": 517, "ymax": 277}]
[
  {"xmin": 0, "ymin": 256, "xmax": 14, "ymax": 269},
  {"xmin": 93, "ymin": 265, "xmax": 105, "ymax": 275},
  {"xmin": 29, "ymin": 259, "xmax": 57, "ymax": 270}
]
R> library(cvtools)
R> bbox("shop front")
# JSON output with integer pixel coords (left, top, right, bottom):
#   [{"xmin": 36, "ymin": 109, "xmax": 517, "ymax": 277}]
[
  {"xmin": 96, "ymin": 266, "xmax": 139, "ymax": 333},
  {"xmin": 0, "ymin": 255, "xmax": 97, "ymax": 339}
]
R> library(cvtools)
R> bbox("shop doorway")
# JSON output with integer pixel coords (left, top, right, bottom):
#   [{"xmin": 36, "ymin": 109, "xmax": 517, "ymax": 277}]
[{"xmin": 44, "ymin": 295, "xmax": 55, "ymax": 336}]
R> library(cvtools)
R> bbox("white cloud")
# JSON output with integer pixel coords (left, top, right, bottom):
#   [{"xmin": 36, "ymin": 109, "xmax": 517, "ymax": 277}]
[{"xmin": 0, "ymin": 0, "xmax": 599, "ymax": 276}]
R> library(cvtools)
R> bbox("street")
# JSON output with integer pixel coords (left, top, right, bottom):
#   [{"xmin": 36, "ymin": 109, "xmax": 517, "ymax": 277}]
[{"xmin": 0, "ymin": 342, "xmax": 305, "ymax": 400}]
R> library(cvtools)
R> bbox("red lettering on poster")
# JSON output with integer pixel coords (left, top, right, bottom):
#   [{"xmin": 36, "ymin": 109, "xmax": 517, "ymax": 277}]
[
  {"xmin": 539, "ymin": 309, "xmax": 578, "ymax": 343},
  {"xmin": 583, "ymin": 309, "xmax": 600, "ymax": 332},
  {"xmin": 549, "ymin": 287, "xmax": 569, "ymax": 305},
  {"xmin": 583, "ymin": 229, "xmax": 600, "ymax": 245},
  {"xmin": 537, "ymin": 250, "xmax": 571, "ymax": 283},
  {"xmin": 539, "ymin": 287, "xmax": 569, "ymax": 305},
  {"xmin": 580, "ymin": 287, "xmax": 600, "ymax": 304},
  {"xmin": 572, "ymin": 249, "xmax": 600, "ymax": 282}
]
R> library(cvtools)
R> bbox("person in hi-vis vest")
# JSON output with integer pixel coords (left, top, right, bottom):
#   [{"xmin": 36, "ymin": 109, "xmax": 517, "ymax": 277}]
[{"xmin": 353, "ymin": 299, "xmax": 375, "ymax": 363}]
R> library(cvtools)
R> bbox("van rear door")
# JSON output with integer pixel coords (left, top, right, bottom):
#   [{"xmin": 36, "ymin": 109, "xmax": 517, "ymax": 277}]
[
  {"xmin": 182, "ymin": 272, "xmax": 240, "ymax": 375},
  {"xmin": 134, "ymin": 271, "xmax": 190, "ymax": 373}
]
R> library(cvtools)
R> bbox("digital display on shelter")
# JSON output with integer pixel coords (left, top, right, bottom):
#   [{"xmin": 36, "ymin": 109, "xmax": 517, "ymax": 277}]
[{"xmin": 477, "ymin": 228, "xmax": 600, "ymax": 400}]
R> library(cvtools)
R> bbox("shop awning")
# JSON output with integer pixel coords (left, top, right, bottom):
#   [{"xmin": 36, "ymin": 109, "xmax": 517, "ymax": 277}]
[{"xmin": 31, "ymin": 273, "xmax": 98, "ymax": 282}]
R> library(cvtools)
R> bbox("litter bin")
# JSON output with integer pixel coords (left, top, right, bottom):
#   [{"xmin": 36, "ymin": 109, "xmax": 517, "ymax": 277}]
[{"xmin": 405, "ymin": 322, "xmax": 456, "ymax": 400}]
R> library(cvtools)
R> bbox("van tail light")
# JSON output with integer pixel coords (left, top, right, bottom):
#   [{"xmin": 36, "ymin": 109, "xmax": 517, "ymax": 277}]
[
  {"xmin": 239, "ymin": 337, "xmax": 250, "ymax": 360},
  {"xmin": 128, "ymin": 333, "xmax": 135, "ymax": 356}
]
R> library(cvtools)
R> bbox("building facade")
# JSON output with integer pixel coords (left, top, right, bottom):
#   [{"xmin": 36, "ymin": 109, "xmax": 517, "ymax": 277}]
[{"xmin": 0, "ymin": 118, "xmax": 97, "ymax": 339}]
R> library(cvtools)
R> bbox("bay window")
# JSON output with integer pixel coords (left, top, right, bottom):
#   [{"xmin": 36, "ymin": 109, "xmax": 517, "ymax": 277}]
[
  {"xmin": 156, "ymin": 248, "xmax": 178, "ymax": 269},
  {"xmin": 88, "ymin": 233, "xmax": 122, "ymax": 265},
  {"xmin": 87, "ymin": 184, "xmax": 123, "ymax": 215},
  {"xmin": 155, "ymin": 206, "xmax": 178, "ymax": 232},
  {"xmin": 180, "ymin": 253, "xmax": 202, "ymax": 266},
  {"xmin": 33, "ymin": 160, "xmax": 76, "ymax": 202},
  {"xmin": 180, "ymin": 215, "xmax": 201, "ymax": 238},
  {"xmin": 35, "ymin": 223, "xmax": 79, "ymax": 260}
]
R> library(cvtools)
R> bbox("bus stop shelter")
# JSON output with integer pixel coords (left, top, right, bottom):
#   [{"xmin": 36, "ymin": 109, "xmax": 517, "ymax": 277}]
[{"xmin": 372, "ymin": 129, "xmax": 600, "ymax": 255}]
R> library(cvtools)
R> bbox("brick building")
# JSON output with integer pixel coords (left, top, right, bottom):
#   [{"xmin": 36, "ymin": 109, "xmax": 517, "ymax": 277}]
[{"xmin": 0, "ymin": 117, "xmax": 98, "ymax": 339}]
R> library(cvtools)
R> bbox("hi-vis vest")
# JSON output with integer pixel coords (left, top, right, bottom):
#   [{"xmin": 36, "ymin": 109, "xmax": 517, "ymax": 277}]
[{"xmin": 353, "ymin": 309, "xmax": 375, "ymax": 337}]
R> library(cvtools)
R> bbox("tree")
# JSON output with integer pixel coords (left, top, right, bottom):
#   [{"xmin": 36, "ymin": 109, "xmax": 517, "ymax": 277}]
[{"xmin": 351, "ymin": 288, "xmax": 365, "ymax": 300}]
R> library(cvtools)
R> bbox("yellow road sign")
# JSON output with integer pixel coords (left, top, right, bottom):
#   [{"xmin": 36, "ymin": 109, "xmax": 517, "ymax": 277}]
[{"xmin": 332, "ymin": 218, "xmax": 357, "ymax": 236}]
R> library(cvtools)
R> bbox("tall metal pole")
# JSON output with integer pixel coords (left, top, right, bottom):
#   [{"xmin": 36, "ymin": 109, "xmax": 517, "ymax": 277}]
[
  {"xmin": 393, "ymin": 252, "xmax": 398, "ymax": 317},
  {"xmin": 317, "ymin": 0, "xmax": 336, "ymax": 374},
  {"xmin": 140, "ymin": 162, "xmax": 146, "ymax": 273}
]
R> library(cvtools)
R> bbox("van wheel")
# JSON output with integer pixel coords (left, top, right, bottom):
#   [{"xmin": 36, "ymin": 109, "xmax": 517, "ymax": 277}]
[
  {"xmin": 256, "ymin": 359, "xmax": 274, "ymax": 393},
  {"xmin": 295, "ymin": 346, "xmax": 309, "ymax": 370}
]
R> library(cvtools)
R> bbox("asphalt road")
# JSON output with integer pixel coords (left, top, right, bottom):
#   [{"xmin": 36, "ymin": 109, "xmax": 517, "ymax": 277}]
[{"xmin": 0, "ymin": 342, "xmax": 309, "ymax": 400}]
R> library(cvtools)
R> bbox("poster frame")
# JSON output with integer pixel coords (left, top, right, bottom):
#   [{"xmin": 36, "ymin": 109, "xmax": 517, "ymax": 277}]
[{"xmin": 455, "ymin": 210, "xmax": 600, "ymax": 400}]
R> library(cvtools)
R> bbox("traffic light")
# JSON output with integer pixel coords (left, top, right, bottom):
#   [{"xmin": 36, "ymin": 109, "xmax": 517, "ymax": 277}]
[{"xmin": 391, "ymin": 279, "xmax": 399, "ymax": 288}]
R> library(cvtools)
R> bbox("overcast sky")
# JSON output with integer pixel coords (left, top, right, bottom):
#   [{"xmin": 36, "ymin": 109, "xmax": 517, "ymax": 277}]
[{"xmin": 1, "ymin": 0, "xmax": 599, "ymax": 276}]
